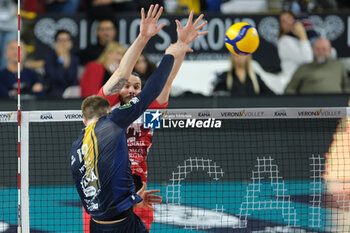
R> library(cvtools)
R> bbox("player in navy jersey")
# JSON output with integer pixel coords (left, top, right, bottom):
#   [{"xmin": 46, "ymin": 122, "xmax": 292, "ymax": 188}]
[
  {"xmin": 80, "ymin": 9, "xmax": 208, "ymax": 233},
  {"xmin": 71, "ymin": 4, "xmax": 202, "ymax": 233},
  {"xmin": 82, "ymin": 5, "xmax": 209, "ymax": 232}
]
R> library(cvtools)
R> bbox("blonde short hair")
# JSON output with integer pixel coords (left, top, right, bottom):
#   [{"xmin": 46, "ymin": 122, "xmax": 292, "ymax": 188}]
[{"xmin": 81, "ymin": 95, "xmax": 110, "ymax": 121}]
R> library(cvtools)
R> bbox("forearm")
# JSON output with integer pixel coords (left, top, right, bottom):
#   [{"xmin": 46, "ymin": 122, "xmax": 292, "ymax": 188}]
[
  {"xmin": 103, "ymin": 35, "xmax": 150, "ymax": 96},
  {"xmin": 139, "ymin": 55, "xmax": 175, "ymax": 107},
  {"xmin": 110, "ymin": 54, "xmax": 174, "ymax": 128}
]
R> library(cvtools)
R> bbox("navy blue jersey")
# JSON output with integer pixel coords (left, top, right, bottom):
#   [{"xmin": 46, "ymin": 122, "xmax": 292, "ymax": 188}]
[{"xmin": 70, "ymin": 55, "xmax": 174, "ymax": 220}]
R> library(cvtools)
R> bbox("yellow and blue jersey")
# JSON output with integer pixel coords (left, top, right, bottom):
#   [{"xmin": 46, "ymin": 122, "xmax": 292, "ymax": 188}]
[{"xmin": 70, "ymin": 55, "xmax": 174, "ymax": 221}]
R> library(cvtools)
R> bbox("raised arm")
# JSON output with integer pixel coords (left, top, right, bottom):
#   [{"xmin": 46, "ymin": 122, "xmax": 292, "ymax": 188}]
[
  {"xmin": 156, "ymin": 11, "xmax": 208, "ymax": 105},
  {"xmin": 110, "ymin": 42, "xmax": 192, "ymax": 128},
  {"xmin": 102, "ymin": 4, "xmax": 166, "ymax": 96}
]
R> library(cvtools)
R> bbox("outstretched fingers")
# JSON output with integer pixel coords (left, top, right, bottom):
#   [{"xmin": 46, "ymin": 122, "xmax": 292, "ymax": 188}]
[
  {"xmin": 195, "ymin": 20, "xmax": 207, "ymax": 31},
  {"xmin": 151, "ymin": 4, "xmax": 159, "ymax": 18},
  {"xmin": 157, "ymin": 21, "xmax": 167, "ymax": 33},
  {"xmin": 146, "ymin": 4, "xmax": 154, "ymax": 18},
  {"xmin": 197, "ymin": 31, "xmax": 209, "ymax": 36},
  {"xmin": 155, "ymin": 6, "xmax": 163, "ymax": 20},
  {"xmin": 141, "ymin": 8, "xmax": 145, "ymax": 21},
  {"xmin": 186, "ymin": 10, "xmax": 194, "ymax": 26},
  {"xmin": 147, "ymin": 194, "xmax": 162, "ymax": 203},
  {"xmin": 193, "ymin": 14, "xmax": 204, "ymax": 27},
  {"xmin": 175, "ymin": 19, "xmax": 181, "ymax": 30},
  {"xmin": 145, "ymin": 189, "xmax": 160, "ymax": 195}
]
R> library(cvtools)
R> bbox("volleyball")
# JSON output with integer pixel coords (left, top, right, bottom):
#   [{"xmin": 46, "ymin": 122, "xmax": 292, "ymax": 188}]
[{"xmin": 225, "ymin": 22, "xmax": 260, "ymax": 56}]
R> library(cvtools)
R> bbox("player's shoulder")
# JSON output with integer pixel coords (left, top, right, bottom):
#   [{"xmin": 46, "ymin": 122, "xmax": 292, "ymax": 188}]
[{"xmin": 71, "ymin": 130, "xmax": 85, "ymax": 148}]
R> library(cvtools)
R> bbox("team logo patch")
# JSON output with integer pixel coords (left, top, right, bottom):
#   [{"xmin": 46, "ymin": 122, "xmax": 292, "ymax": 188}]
[
  {"xmin": 143, "ymin": 110, "xmax": 161, "ymax": 129},
  {"xmin": 119, "ymin": 103, "xmax": 132, "ymax": 109},
  {"xmin": 129, "ymin": 97, "xmax": 139, "ymax": 105}
]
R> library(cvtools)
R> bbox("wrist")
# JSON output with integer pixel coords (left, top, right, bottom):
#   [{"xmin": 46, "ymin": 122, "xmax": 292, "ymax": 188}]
[
  {"xmin": 137, "ymin": 34, "xmax": 151, "ymax": 44},
  {"xmin": 176, "ymin": 40, "xmax": 187, "ymax": 46}
]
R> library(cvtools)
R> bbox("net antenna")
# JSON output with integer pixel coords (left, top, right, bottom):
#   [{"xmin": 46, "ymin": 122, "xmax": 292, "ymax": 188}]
[{"xmin": 17, "ymin": 0, "xmax": 22, "ymax": 232}]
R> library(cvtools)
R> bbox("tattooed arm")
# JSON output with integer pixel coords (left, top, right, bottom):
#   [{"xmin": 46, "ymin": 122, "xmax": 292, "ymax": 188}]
[{"xmin": 102, "ymin": 4, "xmax": 166, "ymax": 96}]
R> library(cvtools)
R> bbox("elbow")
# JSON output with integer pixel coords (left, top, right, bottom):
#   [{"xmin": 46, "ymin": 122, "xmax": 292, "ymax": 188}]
[{"xmin": 157, "ymin": 96, "xmax": 169, "ymax": 106}]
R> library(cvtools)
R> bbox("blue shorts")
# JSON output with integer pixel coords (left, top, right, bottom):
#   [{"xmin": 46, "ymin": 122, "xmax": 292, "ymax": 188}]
[{"xmin": 90, "ymin": 212, "xmax": 148, "ymax": 233}]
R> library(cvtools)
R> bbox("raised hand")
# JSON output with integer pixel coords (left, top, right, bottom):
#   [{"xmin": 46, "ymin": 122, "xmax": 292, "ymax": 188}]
[
  {"xmin": 293, "ymin": 22, "xmax": 307, "ymax": 40},
  {"xmin": 175, "ymin": 10, "xmax": 208, "ymax": 45},
  {"xmin": 135, "ymin": 183, "xmax": 162, "ymax": 210},
  {"xmin": 139, "ymin": 4, "xmax": 167, "ymax": 39}
]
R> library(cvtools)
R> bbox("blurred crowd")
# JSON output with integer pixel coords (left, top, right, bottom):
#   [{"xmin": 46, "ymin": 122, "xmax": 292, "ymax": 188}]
[{"xmin": 0, "ymin": 0, "xmax": 349, "ymax": 99}]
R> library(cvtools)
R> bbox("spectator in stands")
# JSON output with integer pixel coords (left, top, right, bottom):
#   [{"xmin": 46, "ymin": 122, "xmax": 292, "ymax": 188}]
[
  {"xmin": 314, "ymin": 0, "xmax": 338, "ymax": 11},
  {"xmin": 86, "ymin": 0, "xmax": 138, "ymax": 20},
  {"xmin": 133, "ymin": 53, "xmax": 157, "ymax": 86},
  {"xmin": 277, "ymin": 11, "xmax": 313, "ymax": 89},
  {"xmin": 0, "ymin": 0, "xmax": 17, "ymax": 70},
  {"xmin": 250, "ymin": 10, "xmax": 315, "ymax": 95},
  {"xmin": 0, "ymin": 40, "xmax": 44, "ymax": 98},
  {"xmin": 45, "ymin": 0, "xmax": 81, "ymax": 14},
  {"xmin": 78, "ymin": 19, "xmax": 117, "ymax": 65},
  {"xmin": 0, "ymin": 81, "xmax": 8, "ymax": 98},
  {"xmin": 284, "ymin": 38, "xmax": 349, "ymax": 94},
  {"xmin": 43, "ymin": 30, "xmax": 79, "ymax": 97},
  {"xmin": 213, "ymin": 54, "xmax": 273, "ymax": 96},
  {"xmin": 137, "ymin": 1, "xmax": 165, "ymax": 11},
  {"xmin": 337, "ymin": 0, "xmax": 350, "ymax": 10},
  {"xmin": 80, "ymin": 41, "xmax": 126, "ymax": 97}
]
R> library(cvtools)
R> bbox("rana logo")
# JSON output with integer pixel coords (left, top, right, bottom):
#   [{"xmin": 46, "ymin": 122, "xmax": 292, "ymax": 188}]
[
  {"xmin": 274, "ymin": 110, "xmax": 287, "ymax": 117},
  {"xmin": 198, "ymin": 111, "xmax": 210, "ymax": 117},
  {"xmin": 40, "ymin": 113, "xmax": 53, "ymax": 120}
]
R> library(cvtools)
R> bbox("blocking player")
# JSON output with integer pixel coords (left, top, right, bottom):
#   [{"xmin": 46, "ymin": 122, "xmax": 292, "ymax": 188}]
[
  {"xmin": 71, "ymin": 4, "xmax": 195, "ymax": 233},
  {"xmin": 82, "ymin": 6, "xmax": 208, "ymax": 233}
]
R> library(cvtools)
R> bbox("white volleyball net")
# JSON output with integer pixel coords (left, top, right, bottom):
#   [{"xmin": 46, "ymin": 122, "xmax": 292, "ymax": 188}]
[{"xmin": 0, "ymin": 108, "xmax": 349, "ymax": 233}]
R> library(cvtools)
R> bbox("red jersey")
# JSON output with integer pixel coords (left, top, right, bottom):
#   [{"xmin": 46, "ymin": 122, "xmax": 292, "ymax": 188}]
[{"xmin": 97, "ymin": 88, "xmax": 167, "ymax": 183}]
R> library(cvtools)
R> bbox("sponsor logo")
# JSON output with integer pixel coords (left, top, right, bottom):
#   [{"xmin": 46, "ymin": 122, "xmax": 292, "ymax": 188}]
[
  {"xmin": 198, "ymin": 110, "xmax": 211, "ymax": 117},
  {"xmin": 65, "ymin": 113, "xmax": 83, "ymax": 119},
  {"xmin": 220, "ymin": 110, "xmax": 264, "ymax": 117},
  {"xmin": 40, "ymin": 113, "xmax": 53, "ymax": 120},
  {"xmin": 274, "ymin": 110, "xmax": 287, "ymax": 117},
  {"xmin": 0, "ymin": 112, "xmax": 13, "ymax": 121},
  {"xmin": 297, "ymin": 109, "xmax": 342, "ymax": 117},
  {"xmin": 164, "ymin": 112, "xmax": 192, "ymax": 118},
  {"xmin": 129, "ymin": 97, "xmax": 139, "ymax": 105},
  {"xmin": 119, "ymin": 103, "xmax": 132, "ymax": 109},
  {"xmin": 143, "ymin": 110, "xmax": 161, "ymax": 129}
]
